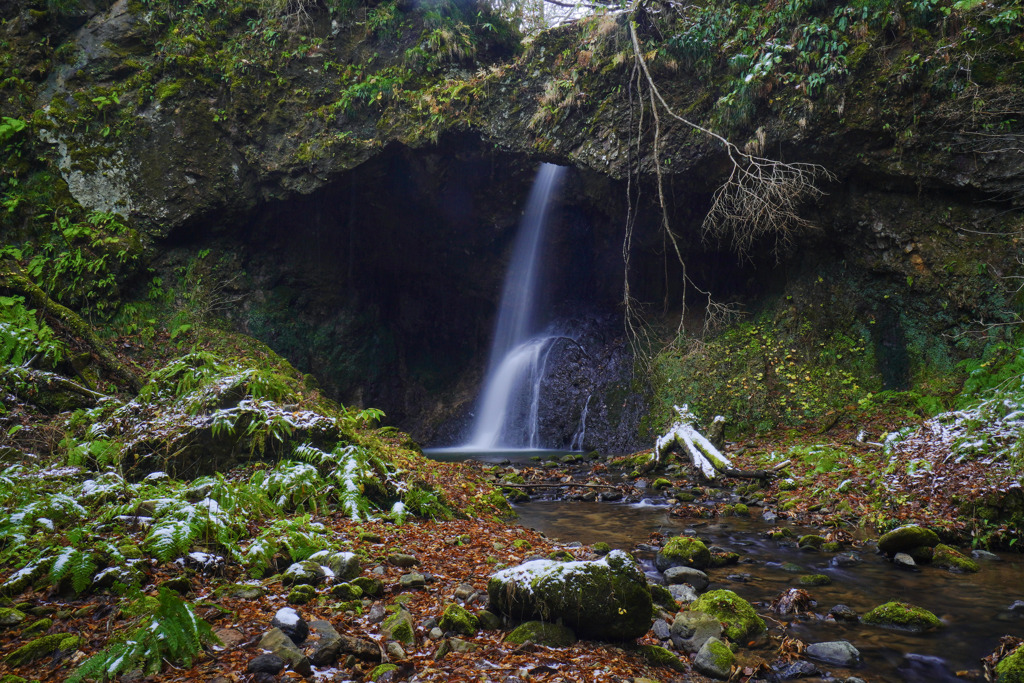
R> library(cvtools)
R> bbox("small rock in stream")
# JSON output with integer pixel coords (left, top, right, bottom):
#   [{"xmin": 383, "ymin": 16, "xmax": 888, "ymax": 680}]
[
  {"xmin": 828, "ymin": 604, "xmax": 859, "ymax": 622},
  {"xmin": 831, "ymin": 552, "xmax": 862, "ymax": 568},
  {"xmin": 972, "ymin": 549, "xmax": 1001, "ymax": 561},
  {"xmin": 805, "ymin": 640, "xmax": 861, "ymax": 667},
  {"xmin": 774, "ymin": 660, "xmax": 820, "ymax": 680},
  {"xmin": 893, "ymin": 553, "xmax": 919, "ymax": 571}
]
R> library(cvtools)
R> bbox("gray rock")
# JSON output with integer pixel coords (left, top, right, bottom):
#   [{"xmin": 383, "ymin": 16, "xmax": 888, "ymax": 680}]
[
  {"xmin": 667, "ymin": 583, "xmax": 699, "ymax": 604},
  {"xmin": 246, "ymin": 654, "xmax": 284, "ymax": 674},
  {"xmin": 775, "ymin": 660, "xmax": 820, "ymax": 679},
  {"xmin": 308, "ymin": 620, "xmax": 342, "ymax": 666},
  {"xmin": 271, "ymin": 607, "xmax": 308, "ymax": 644},
  {"xmin": 454, "ymin": 583, "xmax": 475, "ymax": 601},
  {"xmin": 388, "ymin": 553, "xmax": 420, "ymax": 568},
  {"xmin": 367, "ymin": 603, "xmax": 387, "ymax": 624},
  {"xmin": 762, "ymin": 510, "xmax": 779, "ymax": 524},
  {"xmin": 281, "ymin": 561, "xmax": 326, "ymax": 587},
  {"xmin": 972, "ymin": 549, "xmax": 1001, "ymax": 561},
  {"xmin": 663, "ymin": 566, "xmax": 709, "ymax": 592},
  {"xmin": 429, "ymin": 627, "xmax": 443, "ymax": 639},
  {"xmin": 893, "ymin": 553, "xmax": 917, "ymax": 570},
  {"xmin": 386, "ymin": 642, "xmax": 406, "ymax": 660},
  {"xmin": 670, "ymin": 610, "xmax": 723, "ymax": 654},
  {"xmin": 652, "ymin": 619, "xmax": 671, "ymax": 640},
  {"xmin": 258, "ymin": 628, "xmax": 312, "ymax": 677},
  {"xmin": 436, "ymin": 637, "xmax": 478, "ymax": 659},
  {"xmin": 334, "ymin": 634, "xmax": 381, "ymax": 661},
  {"xmin": 487, "ymin": 550, "xmax": 653, "ymax": 641},
  {"xmin": 805, "ymin": 641, "xmax": 861, "ymax": 667},
  {"xmin": 831, "ymin": 553, "xmax": 862, "ymax": 568},
  {"xmin": 399, "ymin": 572, "xmax": 426, "ymax": 588},
  {"xmin": 0, "ymin": 608, "xmax": 27, "ymax": 627},
  {"xmin": 693, "ymin": 636, "xmax": 734, "ymax": 679}
]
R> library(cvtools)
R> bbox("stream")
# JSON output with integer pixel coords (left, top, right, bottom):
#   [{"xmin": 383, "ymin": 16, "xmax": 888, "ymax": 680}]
[{"xmin": 426, "ymin": 449, "xmax": 1024, "ymax": 682}]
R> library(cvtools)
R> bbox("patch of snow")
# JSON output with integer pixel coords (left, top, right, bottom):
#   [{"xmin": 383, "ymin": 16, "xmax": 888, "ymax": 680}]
[{"xmin": 275, "ymin": 607, "xmax": 300, "ymax": 627}]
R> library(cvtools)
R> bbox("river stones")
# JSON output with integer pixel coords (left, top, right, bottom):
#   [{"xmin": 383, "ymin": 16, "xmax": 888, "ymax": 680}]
[
  {"xmin": 877, "ymin": 525, "xmax": 940, "ymax": 555},
  {"xmin": 487, "ymin": 549, "xmax": 653, "ymax": 640},
  {"xmin": 805, "ymin": 640, "xmax": 861, "ymax": 667},
  {"xmin": 693, "ymin": 636, "xmax": 735, "ymax": 679},
  {"xmin": 933, "ymin": 544, "xmax": 980, "ymax": 573},
  {"xmin": 663, "ymin": 566, "xmax": 709, "ymax": 591},
  {"xmin": 862, "ymin": 601, "xmax": 944, "ymax": 632},
  {"xmin": 655, "ymin": 536, "xmax": 711, "ymax": 571},
  {"xmin": 689, "ymin": 589, "xmax": 767, "ymax": 643},
  {"xmin": 670, "ymin": 610, "xmax": 723, "ymax": 654}
]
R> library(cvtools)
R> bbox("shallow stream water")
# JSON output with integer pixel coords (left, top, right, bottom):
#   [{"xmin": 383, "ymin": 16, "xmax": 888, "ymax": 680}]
[{"xmin": 425, "ymin": 449, "xmax": 1024, "ymax": 682}]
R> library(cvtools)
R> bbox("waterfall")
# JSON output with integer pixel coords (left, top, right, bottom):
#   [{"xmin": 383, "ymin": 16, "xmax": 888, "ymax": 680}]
[
  {"xmin": 570, "ymin": 394, "xmax": 591, "ymax": 451},
  {"xmin": 465, "ymin": 163, "xmax": 565, "ymax": 450}
]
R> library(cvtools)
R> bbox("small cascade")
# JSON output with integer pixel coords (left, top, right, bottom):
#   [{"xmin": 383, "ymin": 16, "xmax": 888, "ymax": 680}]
[
  {"xmin": 569, "ymin": 394, "xmax": 592, "ymax": 451},
  {"xmin": 465, "ymin": 163, "xmax": 566, "ymax": 450}
]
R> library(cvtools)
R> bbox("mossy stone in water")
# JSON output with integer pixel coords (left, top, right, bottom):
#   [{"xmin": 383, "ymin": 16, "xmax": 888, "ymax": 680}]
[
  {"xmin": 648, "ymin": 583, "xmax": 680, "ymax": 612},
  {"xmin": 505, "ymin": 621, "xmax": 576, "ymax": 647},
  {"xmin": 878, "ymin": 525, "xmax": 940, "ymax": 555},
  {"xmin": 652, "ymin": 478, "xmax": 672, "ymax": 490},
  {"xmin": 996, "ymin": 643, "xmax": 1024, "ymax": 683},
  {"xmin": 638, "ymin": 644, "xmax": 686, "ymax": 672},
  {"xmin": 438, "ymin": 603, "xmax": 478, "ymax": 636},
  {"xmin": 656, "ymin": 536, "xmax": 711, "ymax": 571},
  {"xmin": 694, "ymin": 636, "xmax": 736, "ymax": 679},
  {"xmin": 592, "ymin": 542, "xmax": 611, "ymax": 555},
  {"xmin": 798, "ymin": 534, "xmax": 826, "ymax": 549},
  {"xmin": 690, "ymin": 589, "xmax": 767, "ymax": 643},
  {"xmin": 862, "ymin": 601, "xmax": 943, "ymax": 632},
  {"xmin": 709, "ymin": 551, "xmax": 740, "ymax": 568},
  {"xmin": 933, "ymin": 544, "xmax": 979, "ymax": 573},
  {"xmin": 798, "ymin": 574, "xmax": 832, "ymax": 586}
]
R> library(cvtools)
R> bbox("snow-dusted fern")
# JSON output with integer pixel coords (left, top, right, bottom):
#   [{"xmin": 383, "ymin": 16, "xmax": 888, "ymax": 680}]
[
  {"xmin": 49, "ymin": 547, "xmax": 97, "ymax": 594},
  {"xmin": 68, "ymin": 587, "xmax": 217, "ymax": 682},
  {"xmin": 143, "ymin": 496, "xmax": 238, "ymax": 563},
  {"xmin": 241, "ymin": 516, "xmax": 330, "ymax": 577}
]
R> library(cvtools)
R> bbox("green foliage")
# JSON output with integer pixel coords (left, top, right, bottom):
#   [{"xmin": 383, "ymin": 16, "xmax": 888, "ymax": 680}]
[
  {"xmin": 0, "ymin": 295, "xmax": 66, "ymax": 366},
  {"xmin": 49, "ymin": 547, "xmax": 98, "ymax": 594},
  {"xmin": 68, "ymin": 587, "xmax": 217, "ymax": 681},
  {"xmin": 0, "ymin": 117, "xmax": 27, "ymax": 146},
  {"xmin": 242, "ymin": 516, "xmax": 330, "ymax": 577}
]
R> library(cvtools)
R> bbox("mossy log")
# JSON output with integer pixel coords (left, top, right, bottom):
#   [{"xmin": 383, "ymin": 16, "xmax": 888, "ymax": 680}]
[
  {"xmin": 2, "ymin": 366, "xmax": 106, "ymax": 411},
  {"xmin": 0, "ymin": 264, "xmax": 142, "ymax": 392},
  {"xmin": 654, "ymin": 405, "xmax": 773, "ymax": 482}
]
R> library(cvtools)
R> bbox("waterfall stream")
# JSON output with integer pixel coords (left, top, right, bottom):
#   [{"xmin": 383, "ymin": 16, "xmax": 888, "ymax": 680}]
[{"xmin": 465, "ymin": 163, "xmax": 565, "ymax": 450}]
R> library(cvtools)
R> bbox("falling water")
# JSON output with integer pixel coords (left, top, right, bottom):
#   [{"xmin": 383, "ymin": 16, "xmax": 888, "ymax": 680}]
[
  {"xmin": 569, "ymin": 394, "xmax": 591, "ymax": 451},
  {"xmin": 465, "ymin": 163, "xmax": 566, "ymax": 449}
]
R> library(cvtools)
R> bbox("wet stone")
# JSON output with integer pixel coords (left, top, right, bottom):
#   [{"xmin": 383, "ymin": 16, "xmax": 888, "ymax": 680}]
[
  {"xmin": 893, "ymin": 553, "xmax": 918, "ymax": 570},
  {"xmin": 805, "ymin": 641, "xmax": 861, "ymax": 667},
  {"xmin": 831, "ymin": 553, "xmax": 862, "ymax": 568},
  {"xmin": 399, "ymin": 572, "xmax": 426, "ymax": 588},
  {"xmin": 247, "ymin": 654, "xmax": 284, "ymax": 675},
  {"xmin": 667, "ymin": 584, "xmax": 699, "ymax": 604},
  {"xmin": 774, "ymin": 660, "xmax": 820, "ymax": 679},
  {"xmin": 652, "ymin": 619, "xmax": 671, "ymax": 640},
  {"xmin": 829, "ymin": 604, "xmax": 859, "ymax": 622},
  {"xmin": 663, "ymin": 566, "xmax": 709, "ymax": 592}
]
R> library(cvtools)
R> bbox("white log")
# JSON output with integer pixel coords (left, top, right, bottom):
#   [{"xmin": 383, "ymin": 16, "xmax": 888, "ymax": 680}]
[{"xmin": 653, "ymin": 405, "xmax": 732, "ymax": 481}]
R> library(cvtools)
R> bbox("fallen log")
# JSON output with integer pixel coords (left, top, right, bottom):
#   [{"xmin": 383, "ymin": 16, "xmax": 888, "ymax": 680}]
[{"xmin": 499, "ymin": 482, "xmax": 620, "ymax": 490}]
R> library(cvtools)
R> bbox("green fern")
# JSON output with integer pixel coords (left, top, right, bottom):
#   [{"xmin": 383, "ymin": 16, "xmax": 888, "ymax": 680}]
[
  {"xmin": 0, "ymin": 295, "xmax": 66, "ymax": 365},
  {"xmin": 49, "ymin": 547, "xmax": 97, "ymax": 594},
  {"xmin": 242, "ymin": 516, "xmax": 329, "ymax": 577},
  {"xmin": 68, "ymin": 587, "xmax": 217, "ymax": 682}
]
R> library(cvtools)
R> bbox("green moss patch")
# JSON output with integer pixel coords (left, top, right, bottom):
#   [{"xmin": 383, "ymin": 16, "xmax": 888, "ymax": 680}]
[
  {"xmin": 638, "ymin": 644, "xmax": 686, "ymax": 672},
  {"xmin": 690, "ymin": 589, "xmax": 767, "ymax": 643},
  {"xmin": 862, "ymin": 601, "xmax": 944, "ymax": 632},
  {"xmin": 505, "ymin": 621, "xmax": 577, "ymax": 647},
  {"xmin": 439, "ymin": 603, "xmax": 478, "ymax": 636},
  {"xmin": 932, "ymin": 544, "xmax": 979, "ymax": 573},
  {"xmin": 656, "ymin": 536, "xmax": 711, "ymax": 571}
]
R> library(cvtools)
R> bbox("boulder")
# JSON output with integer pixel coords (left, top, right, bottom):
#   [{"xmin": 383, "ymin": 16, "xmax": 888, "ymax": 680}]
[
  {"xmin": 334, "ymin": 634, "xmax": 381, "ymax": 661},
  {"xmin": 689, "ymin": 590, "xmax": 767, "ymax": 643},
  {"xmin": 287, "ymin": 584, "xmax": 316, "ymax": 605},
  {"xmin": 399, "ymin": 572, "xmax": 426, "ymax": 588},
  {"xmin": 330, "ymin": 583, "xmax": 363, "ymax": 600},
  {"xmin": 308, "ymin": 620, "xmax": 343, "ymax": 666},
  {"xmin": 281, "ymin": 561, "xmax": 326, "ymax": 587},
  {"xmin": 670, "ymin": 610, "xmax": 723, "ymax": 654},
  {"xmin": 271, "ymin": 607, "xmax": 309, "ymax": 644},
  {"xmin": 877, "ymin": 525, "xmax": 940, "ymax": 555},
  {"xmin": 655, "ymin": 536, "xmax": 711, "ymax": 571},
  {"xmin": 258, "ymin": 628, "xmax": 312, "ymax": 677},
  {"xmin": 693, "ymin": 637, "xmax": 735, "ymax": 679},
  {"xmin": 487, "ymin": 550, "xmax": 653, "ymax": 641},
  {"xmin": 862, "ymin": 601, "xmax": 943, "ymax": 632},
  {"xmin": 308, "ymin": 551, "xmax": 361, "ymax": 581},
  {"xmin": 247, "ymin": 654, "xmax": 284, "ymax": 674},
  {"xmin": 667, "ymin": 583, "xmax": 699, "ymax": 604},
  {"xmin": 805, "ymin": 640, "xmax": 861, "ymax": 667},
  {"xmin": 352, "ymin": 576, "xmax": 384, "ymax": 597},
  {"xmin": 828, "ymin": 604, "xmax": 859, "ymax": 622},
  {"xmin": 996, "ymin": 643, "xmax": 1024, "ymax": 683},
  {"xmin": 933, "ymin": 544, "xmax": 980, "ymax": 573},
  {"xmin": 637, "ymin": 644, "xmax": 686, "ymax": 672},
  {"xmin": 663, "ymin": 566, "xmax": 709, "ymax": 591},
  {"xmin": 439, "ymin": 603, "xmax": 478, "ymax": 636},
  {"xmin": 382, "ymin": 610, "xmax": 415, "ymax": 645}
]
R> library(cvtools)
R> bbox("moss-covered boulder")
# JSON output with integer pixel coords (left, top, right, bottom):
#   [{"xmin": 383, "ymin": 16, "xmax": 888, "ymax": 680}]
[
  {"xmin": 933, "ymin": 544, "xmax": 980, "ymax": 573},
  {"xmin": 382, "ymin": 611, "xmax": 415, "ymax": 645},
  {"xmin": 0, "ymin": 607, "xmax": 27, "ymax": 628},
  {"xmin": 638, "ymin": 644, "xmax": 686, "ymax": 672},
  {"xmin": 862, "ymin": 601, "xmax": 944, "ymax": 632},
  {"xmin": 649, "ymin": 583, "xmax": 680, "ymax": 612},
  {"xmin": 505, "ymin": 621, "xmax": 577, "ymax": 647},
  {"xmin": 997, "ymin": 643, "xmax": 1024, "ymax": 683},
  {"xmin": 655, "ymin": 536, "xmax": 711, "ymax": 571},
  {"xmin": 351, "ymin": 577, "xmax": 384, "ymax": 597},
  {"xmin": 369, "ymin": 663, "xmax": 398, "ymax": 681},
  {"xmin": 689, "ymin": 590, "xmax": 767, "ymax": 643},
  {"xmin": 798, "ymin": 574, "xmax": 832, "ymax": 586},
  {"xmin": 878, "ymin": 525, "xmax": 940, "ymax": 555},
  {"xmin": 439, "ymin": 603, "xmax": 478, "ymax": 636},
  {"xmin": 693, "ymin": 636, "xmax": 735, "ymax": 679},
  {"xmin": 4, "ymin": 633, "xmax": 78, "ymax": 666},
  {"xmin": 488, "ymin": 550, "xmax": 653, "ymax": 640},
  {"xmin": 287, "ymin": 584, "xmax": 317, "ymax": 605},
  {"xmin": 330, "ymin": 583, "xmax": 364, "ymax": 601},
  {"xmin": 797, "ymin": 534, "xmax": 826, "ymax": 550}
]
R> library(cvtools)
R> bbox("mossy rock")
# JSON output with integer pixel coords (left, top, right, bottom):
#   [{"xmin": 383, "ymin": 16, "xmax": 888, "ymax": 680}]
[
  {"xmin": 651, "ymin": 478, "xmax": 672, "ymax": 490},
  {"xmin": 1, "ymin": 675, "xmax": 29, "ymax": 683},
  {"xmin": 649, "ymin": 583, "xmax": 680, "ymax": 612},
  {"xmin": 689, "ymin": 590, "xmax": 767, "ymax": 643},
  {"xmin": 906, "ymin": 545, "xmax": 935, "ymax": 564},
  {"xmin": 798, "ymin": 574, "xmax": 832, "ymax": 586},
  {"xmin": 475, "ymin": 609, "xmax": 502, "ymax": 630},
  {"xmin": 330, "ymin": 583, "xmax": 364, "ymax": 601},
  {"xmin": 767, "ymin": 528, "xmax": 794, "ymax": 540},
  {"xmin": 592, "ymin": 541, "xmax": 611, "ymax": 555},
  {"xmin": 0, "ymin": 607, "xmax": 27, "ymax": 627},
  {"xmin": 549, "ymin": 550, "xmax": 574, "ymax": 561},
  {"xmin": 733, "ymin": 503, "xmax": 750, "ymax": 517},
  {"xmin": 488, "ymin": 550, "xmax": 653, "ymax": 640},
  {"xmin": 22, "ymin": 618, "xmax": 52, "ymax": 637},
  {"xmin": 821, "ymin": 542, "xmax": 841, "ymax": 553},
  {"xmin": 996, "ymin": 643, "xmax": 1024, "ymax": 683},
  {"xmin": 369, "ymin": 663, "xmax": 398, "ymax": 681},
  {"xmin": 4, "ymin": 633, "xmax": 77, "ymax": 666},
  {"xmin": 382, "ymin": 611, "xmax": 415, "ymax": 645},
  {"xmin": 933, "ymin": 544, "xmax": 979, "ymax": 573},
  {"xmin": 878, "ymin": 525, "xmax": 940, "ymax": 555},
  {"xmin": 778, "ymin": 479, "xmax": 798, "ymax": 491},
  {"xmin": 505, "ymin": 621, "xmax": 577, "ymax": 647},
  {"xmin": 797, "ymin": 534, "xmax": 825, "ymax": 550},
  {"xmin": 862, "ymin": 601, "xmax": 944, "ymax": 632},
  {"xmin": 709, "ymin": 551, "xmax": 740, "ymax": 568},
  {"xmin": 638, "ymin": 644, "xmax": 686, "ymax": 672},
  {"xmin": 694, "ymin": 636, "xmax": 736, "ymax": 679},
  {"xmin": 438, "ymin": 603, "xmax": 478, "ymax": 636},
  {"xmin": 351, "ymin": 576, "xmax": 384, "ymax": 597},
  {"xmin": 655, "ymin": 536, "xmax": 711, "ymax": 571},
  {"xmin": 780, "ymin": 501, "xmax": 797, "ymax": 511},
  {"xmin": 214, "ymin": 583, "xmax": 265, "ymax": 600},
  {"xmin": 511, "ymin": 539, "xmax": 532, "ymax": 551},
  {"xmin": 287, "ymin": 584, "xmax": 317, "ymax": 605}
]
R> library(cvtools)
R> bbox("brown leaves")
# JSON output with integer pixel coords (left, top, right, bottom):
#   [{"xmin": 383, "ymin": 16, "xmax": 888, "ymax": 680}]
[{"xmin": 770, "ymin": 589, "xmax": 815, "ymax": 616}]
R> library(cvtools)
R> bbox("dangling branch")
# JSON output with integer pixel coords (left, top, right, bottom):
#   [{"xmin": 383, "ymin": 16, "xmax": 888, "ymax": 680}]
[{"xmin": 621, "ymin": 1, "xmax": 834, "ymax": 352}]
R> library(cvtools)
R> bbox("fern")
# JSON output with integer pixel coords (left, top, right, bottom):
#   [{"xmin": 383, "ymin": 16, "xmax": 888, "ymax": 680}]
[
  {"xmin": 265, "ymin": 460, "xmax": 326, "ymax": 511},
  {"xmin": 242, "ymin": 516, "xmax": 329, "ymax": 577},
  {"xmin": 0, "ymin": 295, "xmax": 66, "ymax": 365},
  {"xmin": 50, "ymin": 547, "xmax": 98, "ymax": 594},
  {"xmin": 142, "ymin": 495, "xmax": 238, "ymax": 563},
  {"xmin": 68, "ymin": 588, "xmax": 217, "ymax": 682}
]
